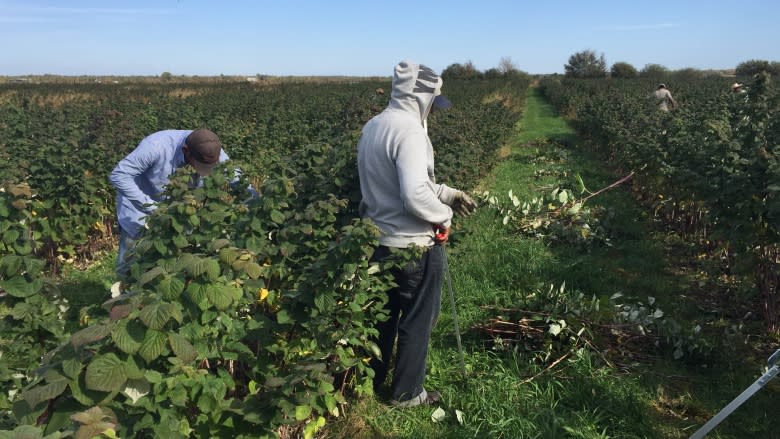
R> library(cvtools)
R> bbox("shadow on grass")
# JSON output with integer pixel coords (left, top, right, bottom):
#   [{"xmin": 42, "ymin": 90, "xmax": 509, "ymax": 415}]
[{"xmin": 57, "ymin": 253, "xmax": 115, "ymax": 331}]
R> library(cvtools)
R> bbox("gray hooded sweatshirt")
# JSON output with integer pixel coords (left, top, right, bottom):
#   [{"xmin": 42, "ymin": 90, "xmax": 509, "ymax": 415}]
[{"xmin": 357, "ymin": 61, "xmax": 458, "ymax": 248}]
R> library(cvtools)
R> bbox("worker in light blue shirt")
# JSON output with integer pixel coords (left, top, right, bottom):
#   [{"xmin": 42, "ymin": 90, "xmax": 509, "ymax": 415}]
[{"xmin": 109, "ymin": 129, "xmax": 229, "ymax": 278}]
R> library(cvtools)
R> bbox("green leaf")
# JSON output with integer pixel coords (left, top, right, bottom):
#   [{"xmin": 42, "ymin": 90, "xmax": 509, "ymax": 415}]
[
  {"xmin": 170, "ymin": 304, "xmax": 183, "ymax": 324},
  {"xmin": 224, "ymin": 341, "xmax": 255, "ymax": 359},
  {"xmin": 138, "ymin": 329, "xmax": 168, "ymax": 363},
  {"xmin": 174, "ymin": 253, "xmax": 196, "ymax": 273},
  {"xmin": 0, "ymin": 255, "xmax": 23, "ymax": 277},
  {"xmin": 210, "ymin": 239, "xmax": 231, "ymax": 250},
  {"xmin": 112, "ymin": 319, "xmax": 146, "ymax": 354},
  {"xmin": 218, "ymin": 248, "xmax": 240, "ymax": 264},
  {"xmin": 71, "ymin": 324, "xmax": 113, "ymax": 348},
  {"xmin": 204, "ymin": 259, "xmax": 221, "ymax": 281},
  {"xmin": 69, "ymin": 375, "xmax": 106, "ymax": 406},
  {"xmin": 245, "ymin": 262, "xmax": 262, "ymax": 279},
  {"xmin": 139, "ymin": 266, "xmax": 165, "ymax": 287},
  {"xmin": 172, "ymin": 235, "xmax": 188, "ymax": 248},
  {"xmin": 277, "ymin": 310, "xmax": 292, "ymax": 324},
  {"xmin": 0, "ymin": 275, "xmax": 39, "ymax": 298},
  {"xmin": 152, "ymin": 238, "xmax": 167, "ymax": 256},
  {"xmin": 264, "ymin": 377, "xmax": 285, "ymax": 388},
  {"xmin": 124, "ymin": 354, "xmax": 145, "ymax": 380},
  {"xmin": 197, "ymin": 393, "xmax": 218, "ymax": 414},
  {"xmin": 303, "ymin": 416, "xmax": 326, "ymax": 439},
  {"xmin": 61, "ymin": 358, "xmax": 84, "ymax": 380},
  {"xmin": 170, "ymin": 217, "xmax": 184, "ymax": 233},
  {"xmin": 206, "ymin": 284, "xmax": 233, "ymax": 310},
  {"xmin": 21, "ymin": 379, "xmax": 68, "ymax": 410},
  {"xmin": 2, "ymin": 229, "xmax": 20, "ymax": 244},
  {"xmin": 187, "ymin": 258, "xmax": 220, "ymax": 280},
  {"xmin": 85, "ymin": 353, "xmax": 128, "ymax": 392},
  {"xmin": 0, "ymin": 425, "xmax": 48, "ymax": 439},
  {"xmin": 12, "ymin": 301, "xmax": 37, "ymax": 321},
  {"xmin": 186, "ymin": 281, "xmax": 209, "ymax": 310},
  {"xmin": 13, "ymin": 240, "xmax": 31, "ymax": 256},
  {"xmin": 144, "ymin": 370, "xmax": 163, "ymax": 384},
  {"xmin": 156, "ymin": 276, "xmax": 185, "ymax": 301},
  {"xmin": 324, "ymin": 394, "xmax": 339, "ymax": 416},
  {"xmin": 168, "ymin": 333, "xmax": 197, "ymax": 363},
  {"xmin": 294, "ymin": 405, "xmax": 312, "ymax": 421},
  {"xmin": 270, "ymin": 210, "xmax": 285, "ymax": 224},
  {"xmin": 139, "ymin": 302, "xmax": 177, "ymax": 330},
  {"xmin": 24, "ymin": 258, "xmax": 45, "ymax": 276}
]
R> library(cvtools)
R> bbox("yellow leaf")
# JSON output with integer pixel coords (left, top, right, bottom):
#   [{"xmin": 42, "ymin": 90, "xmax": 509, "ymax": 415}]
[{"xmin": 258, "ymin": 288, "xmax": 269, "ymax": 302}]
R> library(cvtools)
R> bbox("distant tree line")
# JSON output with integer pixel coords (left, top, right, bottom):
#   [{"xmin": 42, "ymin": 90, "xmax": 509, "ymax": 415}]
[
  {"xmin": 562, "ymin": 49, "xmax": 779, "ymax": 79},
  {"xmin": 442, "ymin": 57, "xmax": 530, "ymax": 81},
  {"xmin": 735, "ymin": 59, "xmax": 780, "ymax": 77}
]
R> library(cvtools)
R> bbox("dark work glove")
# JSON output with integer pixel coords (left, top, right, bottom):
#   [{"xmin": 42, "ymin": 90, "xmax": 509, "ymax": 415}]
[{"xmin": 452, "ymin": 191, "xmax": 477, "ymax": 217}]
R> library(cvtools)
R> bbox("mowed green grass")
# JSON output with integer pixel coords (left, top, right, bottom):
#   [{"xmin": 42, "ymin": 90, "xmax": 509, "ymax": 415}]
[{"xmin": 327, "ymin": 88, "xmax": 780, "ymax": 438}]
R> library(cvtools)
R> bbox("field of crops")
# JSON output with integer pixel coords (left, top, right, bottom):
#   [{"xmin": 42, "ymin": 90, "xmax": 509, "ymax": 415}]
[
  {"xmin": 2, "ymin": 70, "xmax": 779, "ymax": 438},
  {"xmin": 0, "ymin": 76, "xmax": 528, "ymax": 437}
]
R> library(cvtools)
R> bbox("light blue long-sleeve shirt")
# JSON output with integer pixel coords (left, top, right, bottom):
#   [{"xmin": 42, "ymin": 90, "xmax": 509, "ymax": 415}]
[{"xmin": 109, "ymin": 130, "xmax": 229, "ymax": 238}]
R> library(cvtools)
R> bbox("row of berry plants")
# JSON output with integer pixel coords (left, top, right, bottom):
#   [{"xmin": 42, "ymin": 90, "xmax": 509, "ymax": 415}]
[{"xmin": 539, "ymin": 73, "xmax": 780, "ymax": 332}]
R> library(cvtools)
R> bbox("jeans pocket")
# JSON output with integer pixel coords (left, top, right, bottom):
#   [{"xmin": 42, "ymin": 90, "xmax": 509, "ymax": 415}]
[{"xmin": 397, "ymin": 258, "xmax": 424, "ymax": 298}]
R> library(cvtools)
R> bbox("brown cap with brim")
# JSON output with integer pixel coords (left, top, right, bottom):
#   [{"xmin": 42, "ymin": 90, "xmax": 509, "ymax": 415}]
[
  {"xmin": 186, "ymin": 129, "xmax": 222, "ymax": 176},
  {"xmin": 187, "ymin": 129, "xmax": 222, "ymax": 161}
]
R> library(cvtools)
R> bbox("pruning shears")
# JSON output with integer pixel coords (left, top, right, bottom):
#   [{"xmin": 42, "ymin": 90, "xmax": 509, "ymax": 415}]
[{"xmin": 433, "ymin": 224, "xmax": 448, "ymax": 243}]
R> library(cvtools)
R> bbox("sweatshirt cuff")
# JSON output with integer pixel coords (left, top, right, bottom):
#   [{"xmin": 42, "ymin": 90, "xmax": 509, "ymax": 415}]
[{"xmin": 437, "ymin": 184, "xmax": 459, "ymax": 205}]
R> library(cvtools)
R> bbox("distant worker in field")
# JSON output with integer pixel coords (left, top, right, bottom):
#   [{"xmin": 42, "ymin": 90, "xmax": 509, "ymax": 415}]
[
  {"xmin": 109, "ymin": 129, "xmax": 228, "ymax": 279},
  {"xmin": 653, "ymin": 83, "xmax": 677, "ymax": 112},
  {"xmin": 731, "ymin": 82, "xmax": 748, "ymax": 100},
  {"xmin": 357, "ymin": 60, "xmax": 477, "ymax": 408}
]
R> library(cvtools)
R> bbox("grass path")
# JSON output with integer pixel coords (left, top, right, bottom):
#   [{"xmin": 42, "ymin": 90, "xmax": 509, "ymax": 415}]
[{"xmin": 331, "ymin": 88, "xmax": 779, "ymax": 438}]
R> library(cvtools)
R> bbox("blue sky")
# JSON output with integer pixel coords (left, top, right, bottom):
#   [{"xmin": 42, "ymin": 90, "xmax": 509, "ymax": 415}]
[{"xmin": 2, "ymin": 0, "xmax": 779, "ymax": 76}]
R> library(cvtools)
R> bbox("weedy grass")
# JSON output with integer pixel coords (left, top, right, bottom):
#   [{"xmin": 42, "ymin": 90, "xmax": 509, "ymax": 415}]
[
  {"xmin": 328, "ymin": 88, "xmax": 780, "ymax": 438},
  {"xmin": 58, "ymin": 250, "xmax": 116, "ymax": 331}
]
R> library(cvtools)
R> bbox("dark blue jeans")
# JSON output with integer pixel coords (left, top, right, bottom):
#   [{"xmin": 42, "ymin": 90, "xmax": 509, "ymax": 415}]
[
  {"xmin": 370, "ymin": 244, "xmax": 443, "ymax": 402},
  {"xmin": 115, "ymin": 227, "xmax": 137, "ymax": 280}
]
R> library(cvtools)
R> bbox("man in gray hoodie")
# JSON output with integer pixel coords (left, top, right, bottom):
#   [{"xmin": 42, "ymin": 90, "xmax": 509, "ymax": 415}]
[{"xmin": 357, "ymin": 60, "xmax": 476, "ymax": 407}]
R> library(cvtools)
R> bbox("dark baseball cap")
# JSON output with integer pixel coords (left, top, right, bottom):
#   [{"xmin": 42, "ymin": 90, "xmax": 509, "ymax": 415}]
[
  {"xmin": 185, "ymin": 129, "xmax": 222, "ymax": 175},
  {"xmin": 433, "ymin": 95, "xmax": 452, "ymax": 110}
]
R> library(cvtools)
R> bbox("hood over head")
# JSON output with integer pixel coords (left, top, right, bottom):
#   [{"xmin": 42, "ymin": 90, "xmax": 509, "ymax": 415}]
[{"xmin": 388, "ymin": 60, "xmax": 449, "ymax": 125}]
